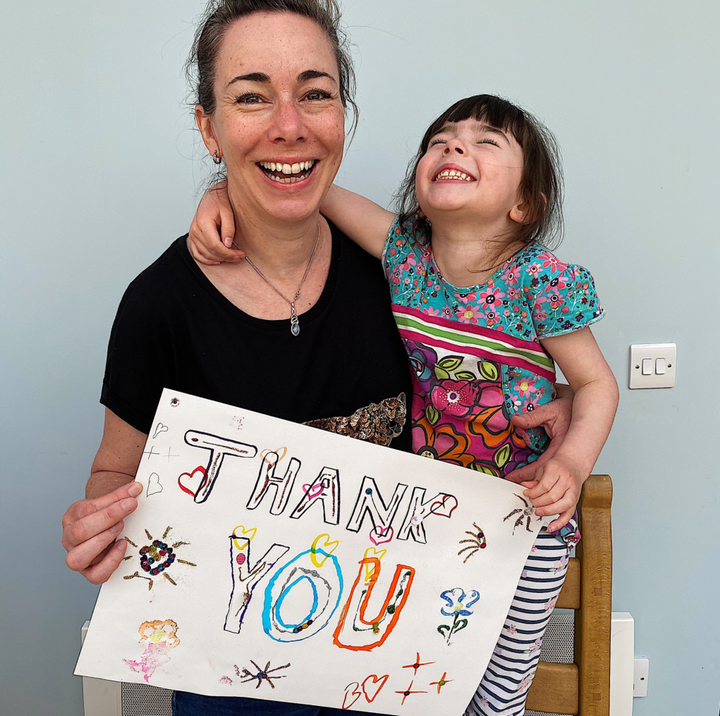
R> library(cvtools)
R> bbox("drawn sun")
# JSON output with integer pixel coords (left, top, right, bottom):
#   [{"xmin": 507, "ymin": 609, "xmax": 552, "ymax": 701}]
[{"xmin": 123, "ymin": 526, "xmax": 196, "ymax": 589}]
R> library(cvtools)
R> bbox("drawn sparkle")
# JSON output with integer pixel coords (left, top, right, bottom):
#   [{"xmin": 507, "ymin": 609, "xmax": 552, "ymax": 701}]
[
  {"xmin": 395, "ymin": 680, "xmax": 427, "ymax": 704},
  {"xmin": 235, "ymin": 660, "xmax": 290, "ymax": 689},
  {"xmin": 123, "ymin": 527, "xmax": 196, "ymax": 589},
  {"xmin": 430, "ymin": 671, "xmax": 453, "ymax": 693},
  {"xmin": 402, "ymin": 651, "xmax": 434, "ymax": 675}
]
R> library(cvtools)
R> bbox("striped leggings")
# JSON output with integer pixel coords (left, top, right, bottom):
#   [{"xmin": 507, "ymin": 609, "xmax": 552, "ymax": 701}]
[{"xmin": 464, "ymin": 529, "xmax": 571, "ymax": 716}]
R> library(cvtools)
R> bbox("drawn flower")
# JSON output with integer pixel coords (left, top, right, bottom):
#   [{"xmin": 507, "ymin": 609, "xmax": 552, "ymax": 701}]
[
  {"xmin": 437, "ymin": 588, "xmax": 480, "ymax": 645},
  {"xmin": 431, "ymin": 379, "xmax": 478, "ymax": 417},
  {"xmin": 440, "ymin": 588, "xmax": 480, "ymax": 617},
  {"xmin": 544, "ymin": 596, "xmax": 558, "ymax": 612}
]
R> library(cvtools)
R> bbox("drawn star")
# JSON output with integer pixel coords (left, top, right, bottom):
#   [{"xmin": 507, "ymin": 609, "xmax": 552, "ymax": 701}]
[
  {"xmin": 395, "ymin": 680, "xmax": 426, "ymax": 705},
  {"xmin": 430, "ymin": 671, "xmax": 453, "ymax": 693},
  {"xmin": 402, "ymin": 651, "xmax": 434, "ymax": 675}
]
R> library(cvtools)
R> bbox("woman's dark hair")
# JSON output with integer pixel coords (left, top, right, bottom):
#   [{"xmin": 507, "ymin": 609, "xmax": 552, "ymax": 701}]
[
  {"xmin": 395, "ymin": 94, "xmax": 564, "ymax": 249},
  {"xmin": 186, "ymin": 0, "xmax": 357, "ymax": 132}
]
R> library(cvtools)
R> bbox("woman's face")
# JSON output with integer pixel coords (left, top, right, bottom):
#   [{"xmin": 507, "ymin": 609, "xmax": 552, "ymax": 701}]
[{"xmin": 196, "ymin": 12, "xmax": 345, "ymax": 227}]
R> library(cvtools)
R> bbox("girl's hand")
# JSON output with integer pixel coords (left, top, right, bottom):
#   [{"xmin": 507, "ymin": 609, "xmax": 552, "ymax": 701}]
[
  {"xmin": 521, "ymin": 454, "xmax": 584, "ymax": 532},
  {"xmin": 187, "ymin": 181, "xmax": 243, "ymax": 265}
]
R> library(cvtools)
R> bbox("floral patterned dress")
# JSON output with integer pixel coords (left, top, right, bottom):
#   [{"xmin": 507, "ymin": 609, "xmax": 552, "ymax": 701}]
[{"xmin": 382, "ymin": 215, "xmax": 605, "ymax": 544}]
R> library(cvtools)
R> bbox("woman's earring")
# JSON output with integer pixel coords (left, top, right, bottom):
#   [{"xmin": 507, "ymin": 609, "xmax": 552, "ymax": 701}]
[{"xmin": 212, "ymin": 150, "xmax": 222, "ymax": 165}]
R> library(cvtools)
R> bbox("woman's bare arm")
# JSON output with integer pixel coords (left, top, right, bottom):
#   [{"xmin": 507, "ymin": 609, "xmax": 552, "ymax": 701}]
[{"xmin": 61, "ymin": 409, "xmax": 146, "ymax": 584}]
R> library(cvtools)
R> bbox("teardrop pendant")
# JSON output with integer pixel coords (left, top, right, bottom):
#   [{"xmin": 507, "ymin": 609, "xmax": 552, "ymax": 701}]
[{"xmin": 290, "ymin": 304, "xmax": 300, "ymax": 337}]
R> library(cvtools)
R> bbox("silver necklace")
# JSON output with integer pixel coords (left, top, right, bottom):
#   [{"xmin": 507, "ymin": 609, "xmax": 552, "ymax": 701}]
[{"xmin": 241, "ymin": 226, "xmax": 321, "ymax": 337}]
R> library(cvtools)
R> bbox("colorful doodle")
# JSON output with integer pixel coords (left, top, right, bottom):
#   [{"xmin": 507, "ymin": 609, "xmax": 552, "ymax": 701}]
[
  {"xmin": 289, "ymin": 467, "xmax": 341, "ymax": 525},
  {"xmin": 429, "ymin": 671, "xmax": 453, "ymax": 694},
  {"xmin": 437, "ymin": 588, "xmax": 480, "ymax": 644},
  {"xmin": 395, "ymin": 680, "xmax": 427, "ymax": 705},
  {"xmin": 246, "ymin": 451, "xmax": 301, "ymax": 515},
  {"xmin": 184, "ymin": 430, "xmax": 258, "ymax": 503},
  {"xmin": 123, "ymin": 527, "xmax": 195, "ymax": 589},
  {"xmin": 333, "ymin": 558, "xmax": 415, "ymax": 651},
  {"xmin": 402, "ymin": 651, "xmax": 434, "ymax": 676},
  {"xmin": 123, "ymin": 619, "xmax": 180, "ymax": 683},
  {"xmin": 310, "ymin": 533, "xmax": 340, "ymax": 569},
  {"xmin": 224, "ymin": 532, "xmax": 290, "ymax": 634},
  {"xmin": 397, "ymin": 489, "xmax": 459, "ymax": 544},
  {"xmin": 262, "ymin": 547, "xmax": 343, "ymax": 642},
  {"xmin": 457, "ymin": 522, "xmax": 487, "ymax": 563},
  {"xmin": 346, "ymin": 477, "xmax": 407, "ymax": 540}
]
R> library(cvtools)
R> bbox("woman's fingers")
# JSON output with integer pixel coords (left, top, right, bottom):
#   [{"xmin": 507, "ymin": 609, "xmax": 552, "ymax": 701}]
[
  {"xmin": 62, "ymin": 481, "xmax": 141, "ymax": 580},
  {"xmin": 80, "ymin": 538, "xmax": 129, "ymax": 585},
  {"xmin": 65, "ymin": 521, "xmax": 125, "ymax": 574}
]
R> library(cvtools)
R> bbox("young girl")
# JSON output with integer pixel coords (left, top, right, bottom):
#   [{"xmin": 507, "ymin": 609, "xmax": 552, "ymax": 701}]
[{"xmin": 188, "ymin": 94, "xmax": 618, "ymax": 716}]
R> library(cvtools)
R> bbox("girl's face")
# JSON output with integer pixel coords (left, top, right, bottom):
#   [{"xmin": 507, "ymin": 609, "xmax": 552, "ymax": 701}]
[{"xmin": 415, "ymin": 118, "xmax": 527, "ymax": 230}]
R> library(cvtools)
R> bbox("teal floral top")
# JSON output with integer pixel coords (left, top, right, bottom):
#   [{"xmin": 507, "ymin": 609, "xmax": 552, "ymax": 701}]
[{"xmin": 382, "ymin": 215, "xmax": 605, "ymax": 545}]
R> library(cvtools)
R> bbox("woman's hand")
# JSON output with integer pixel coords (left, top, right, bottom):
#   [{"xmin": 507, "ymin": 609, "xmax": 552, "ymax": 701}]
[
  {"xmin": 504, "ymin": 385, "xmax": 573, "ymax": 485},
  {"xmin": 187, "ymin": 181, "xmax": 244, "ymax": 265},
  {"xmin": 62, "ymin": 481, "xmax": 142, "ymax": 584}
]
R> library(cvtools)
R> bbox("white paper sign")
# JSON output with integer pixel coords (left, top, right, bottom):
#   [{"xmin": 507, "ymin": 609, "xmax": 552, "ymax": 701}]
[{"xmin": 76, "ymin": 390, "xmax": 542, "ymax": 715}]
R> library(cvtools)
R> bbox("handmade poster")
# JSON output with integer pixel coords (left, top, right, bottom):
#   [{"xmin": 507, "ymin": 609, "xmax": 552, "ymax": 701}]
[{"xmin": 76, "ymin": 389, "xmax": 544, "ymax": 715}]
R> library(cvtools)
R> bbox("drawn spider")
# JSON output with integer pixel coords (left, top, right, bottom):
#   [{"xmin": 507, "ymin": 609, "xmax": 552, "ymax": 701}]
[
  {"xmin": 234, "ymin": 660, "xmax": 290, "ymax": 689},
  {"xmin": 503, "ymin": 494, "xmax": 541, "ymax": 535},
  {"xmin": 458, "ymin": 522, "xmax": 487, "ymax": 563}
]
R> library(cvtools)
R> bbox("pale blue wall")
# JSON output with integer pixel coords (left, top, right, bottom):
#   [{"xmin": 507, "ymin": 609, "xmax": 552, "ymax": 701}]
[{"xmin": 2, "ymin": 1, "xmax": 718, "ymax": 714}]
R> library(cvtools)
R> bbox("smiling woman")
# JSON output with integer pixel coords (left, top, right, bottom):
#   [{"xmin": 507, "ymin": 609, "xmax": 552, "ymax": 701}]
[{"xmin": 60, "ymin": 2, "xmax": 414, "ymax": 715}]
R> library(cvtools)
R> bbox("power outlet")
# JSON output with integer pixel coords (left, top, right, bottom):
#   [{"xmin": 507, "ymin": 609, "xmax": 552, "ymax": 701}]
[{"xmin": 633, "ymin": 657, "xmax": 649, "ymax": 697}]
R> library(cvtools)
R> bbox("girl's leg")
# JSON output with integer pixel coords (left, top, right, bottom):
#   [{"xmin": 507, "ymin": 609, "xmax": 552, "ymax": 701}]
[
  {"xmin": 465, "ymin": 529, "xmax": 570, "ymax": 716},
  {"xmin": 173, "ymin": 692, "xmax": 320, "ymax": 716}
]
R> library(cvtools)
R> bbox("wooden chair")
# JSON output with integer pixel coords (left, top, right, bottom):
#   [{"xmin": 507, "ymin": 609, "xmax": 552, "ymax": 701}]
[{"xmin": 525, "ymin": 474, "xmax": 613, "ymax": 716}]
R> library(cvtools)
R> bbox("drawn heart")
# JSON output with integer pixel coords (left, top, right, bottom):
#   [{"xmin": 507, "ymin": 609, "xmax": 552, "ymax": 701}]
[
  {"xmin": 369, "ymin": 525, "xmax": 394, "ymax": 546},
  {"xmin": 311, "ymin": 533, "xmax": 340, "ymax": 568},
  {"xmin": 361, "ymin": 674, "xmax": 389, "ymax": 703},
  {"xmin": 342, "ymin": 682, "xmax": 362, "ymax": 710},
  {"xmin": 302, "ymin": 482, "xmax": 325, "ymax": 500},
  {"xmin": 362, "ymin": 547, "xmax": 387, "ymax": 580},
  {"xmin": 146, "ymin": 473, "xmax": 163, "ymax": 497},
  {"xmin": 177, "ymin": 466, "xmax": 207, "ymax": 497},
  {"xmin": 231, "ymin": 525, "xmax": 257, "ymax": 551},
  {"xmin": 152, "ymin": 422, "xmax": 169, "ymax": 440},
  {"xmin": 429, "ymin": 494, "xmax": 459, "ymax": 518}
]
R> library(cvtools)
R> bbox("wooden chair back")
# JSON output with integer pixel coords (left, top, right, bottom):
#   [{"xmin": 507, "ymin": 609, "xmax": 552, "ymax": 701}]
[{"xmin": 525, "ymin": 474, "xmax": 613, "ymax": 715}]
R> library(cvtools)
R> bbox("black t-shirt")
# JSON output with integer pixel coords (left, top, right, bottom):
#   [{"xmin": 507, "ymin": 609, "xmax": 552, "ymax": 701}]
[{"xmin": 101, "ymin": 222, "xmax": 412, "ymax": 451}]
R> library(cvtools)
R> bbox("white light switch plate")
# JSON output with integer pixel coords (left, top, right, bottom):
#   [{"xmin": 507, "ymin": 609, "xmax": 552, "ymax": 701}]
[{"xmin": 629, "ymin": 344, "xmax": 676, "ymax": 389}]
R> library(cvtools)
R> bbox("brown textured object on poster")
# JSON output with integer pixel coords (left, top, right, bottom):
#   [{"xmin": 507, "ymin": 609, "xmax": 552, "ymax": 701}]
[{"xmin": 525, "ymin": 474, "xmax": 613, "ymax": 716}]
